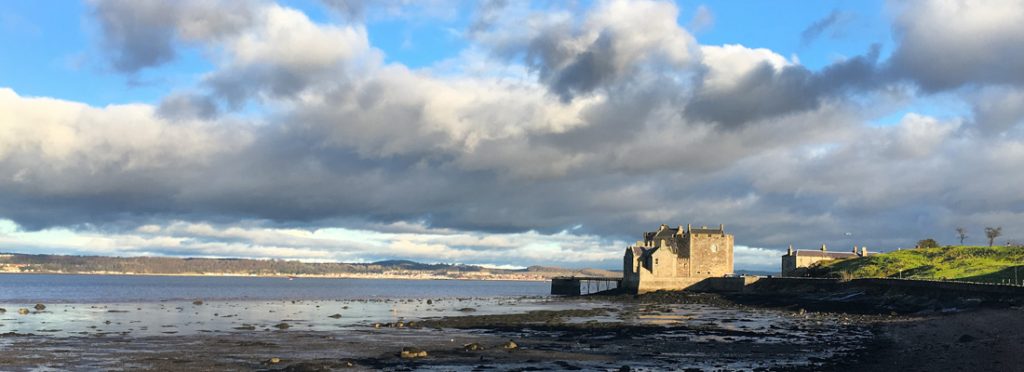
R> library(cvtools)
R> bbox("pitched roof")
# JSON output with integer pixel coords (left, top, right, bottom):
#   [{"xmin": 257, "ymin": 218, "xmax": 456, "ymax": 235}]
[{"xmin": 792, "ymin": 250, "xmax": 860, "ymax": 259}]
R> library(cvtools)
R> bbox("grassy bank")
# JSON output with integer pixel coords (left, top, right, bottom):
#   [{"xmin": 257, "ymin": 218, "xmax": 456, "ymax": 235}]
[{"xmin": 811, "ymin": 246, "xmax": 1024, "ymax": 283}]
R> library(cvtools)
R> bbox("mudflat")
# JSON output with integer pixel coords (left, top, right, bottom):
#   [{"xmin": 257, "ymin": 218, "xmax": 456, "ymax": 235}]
[{"xmin": 0, "ymin": 293, "xmax": 1020, "ymax": 371}]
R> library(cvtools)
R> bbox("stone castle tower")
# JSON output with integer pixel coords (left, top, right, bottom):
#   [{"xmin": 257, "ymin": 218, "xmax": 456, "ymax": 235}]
[{"xmin": 622, "ymin": 224, "xmax": 734, "ymax": 293}]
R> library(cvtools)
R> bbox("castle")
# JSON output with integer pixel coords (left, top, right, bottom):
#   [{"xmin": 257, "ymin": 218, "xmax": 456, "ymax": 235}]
[{"xmin": 622, "ymin": 224, "xmax": 734, "ymax": 293}]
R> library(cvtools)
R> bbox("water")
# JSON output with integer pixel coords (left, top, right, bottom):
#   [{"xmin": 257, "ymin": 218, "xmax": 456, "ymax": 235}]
[{"xmin": 0, "ymin": 274, "xmax": 549, "ymax": 303}]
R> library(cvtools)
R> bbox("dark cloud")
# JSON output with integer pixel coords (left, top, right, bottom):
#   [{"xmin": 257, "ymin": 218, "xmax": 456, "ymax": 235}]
[
  {"xmin": 92, "ymin": 1, "xmax": 179, "ymax": 73},
  {"xmin": 92, "ymin": 0, "xmax": 257, "ymax": 74},
  {"xmin": 478, "ymin": 0, "xmax": 696, "ymax": 102},
  {"xmin": 971, "ymin": 88, "xmax": 1024, "ymax": 135},
  {"xmin": 468, "ymin": 0, "xmax": 509, "ymax": 35},
  {"xmin": 157, "ymin": 92, "xmax": 220, "ymax": 120},
  {"xmin": 887, "ymin": 0, "xmax": 1024, "ymax": 92},
  {"xmin": 685, "ymin": 45, "xmax": 882, "ymax": 127},
  {"xmin": 800, "ymin": 10, "xmax": 846, "ymax": 46}
]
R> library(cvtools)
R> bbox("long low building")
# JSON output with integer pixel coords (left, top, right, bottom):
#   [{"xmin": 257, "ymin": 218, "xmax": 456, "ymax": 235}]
[{"xmin": 781, "ymin": 244, "xmax": 869, "ymax": 277}]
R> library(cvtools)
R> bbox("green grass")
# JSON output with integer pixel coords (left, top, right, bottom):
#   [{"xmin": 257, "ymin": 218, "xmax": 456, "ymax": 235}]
[{"xmin": 811, "ymin": 246, "xmax": 1024, "ymax": 284}]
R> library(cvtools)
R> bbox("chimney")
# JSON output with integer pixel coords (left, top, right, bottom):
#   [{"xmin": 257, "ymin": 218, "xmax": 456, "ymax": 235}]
[
  {"xmin": 852, "ymin": 246, "xmax": 858, "ymax": 253},
  {"xmin": 861, "ymin": 247, "xmax": 868, "ymax": 256},
  {"xmin": 821, "ymin": 244, "xmax": 827, "ymax": 252},
  {"xmin": 687, "ymin": 224, "xmax": 691, "ymax": 232},
  {"xmin": 677, "ymin": 225, "xmax": 684, "ymax": 236},
  {"xmin": 719, "ymin": 224, "xmax": 724, "ymax": 230},
  {"xmin": 787, "ymin": 245, "xmax": 794, "ymax": 255}
]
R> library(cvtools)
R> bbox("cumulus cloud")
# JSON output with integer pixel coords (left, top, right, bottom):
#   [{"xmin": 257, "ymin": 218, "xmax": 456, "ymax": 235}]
[
  {"xmin": 888, "ymin": 0, "xmax": 1024, "ymax": 91},
  {"xmin": 3, "ymin": 0, "xmax": 1024, "ymax": 270},
  {"xmin": 91, "ymin": 0, "xmax": 259, "ymax": 73},
  {"xmin": 685, "ymin": 44, "xmax": 882, "ymax": 127},
  {"xmin": 475, "ymin": 0, "xmax": 698, "ymax": 101}
]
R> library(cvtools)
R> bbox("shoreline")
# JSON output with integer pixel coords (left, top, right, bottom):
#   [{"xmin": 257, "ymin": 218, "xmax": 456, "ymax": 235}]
[
  {"xmin": 0, "ymin": 271, "xmax": 558, "ymax": 282},
  {"xmin": 3, "ymin": 291, "xmax": 1020, "ymax": 371}
]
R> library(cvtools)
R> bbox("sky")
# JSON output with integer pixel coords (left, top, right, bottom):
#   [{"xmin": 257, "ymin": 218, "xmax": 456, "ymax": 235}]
[{"xmin": 1, "ymin": 0, "xmax": 1023, "ymax": 272}]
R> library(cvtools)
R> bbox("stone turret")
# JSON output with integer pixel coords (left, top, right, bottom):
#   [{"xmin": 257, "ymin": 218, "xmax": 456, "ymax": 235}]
[
  {"xmin": 821, "ymin": 244, "xmax": 827, "ymax": 252},
  {"xmin": 787, "ymin": 244, "xmax": 794, "ymax": 256}
]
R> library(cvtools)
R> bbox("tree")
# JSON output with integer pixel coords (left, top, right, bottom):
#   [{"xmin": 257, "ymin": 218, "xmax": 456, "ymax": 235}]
[
  {"xmin": 985, "ymin": 227, "xmax": 1002, "ymax": 247},
  {"xmin": 955, "ymin": 227, "xmax": 967, "ymax": 246},
  {"xmin": 916, "ymin": 238, "xmax": 940, "ymax": 249}
]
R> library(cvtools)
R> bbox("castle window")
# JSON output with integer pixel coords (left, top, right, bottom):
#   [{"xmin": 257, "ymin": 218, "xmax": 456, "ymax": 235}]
[{"xmin": 655, "ymin": 258, "xmax": 659, "ymax": 265}]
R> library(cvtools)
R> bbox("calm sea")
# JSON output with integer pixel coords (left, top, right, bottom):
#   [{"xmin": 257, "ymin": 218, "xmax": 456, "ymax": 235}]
[{"xmin": 0, "ymin": 274, "xmax": 550, "ymax": 303}]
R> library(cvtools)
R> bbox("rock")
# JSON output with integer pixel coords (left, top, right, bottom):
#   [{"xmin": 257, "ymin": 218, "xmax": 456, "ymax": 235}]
[
  {"xmin": 395, "ymin": 321, "xmax": 405, "ymax": 328},
  {"xmin": 502, "ymin": 340, "xmax": 518, "ymax": 350},
  {"xmin": 457, "ymin": 307, "xmax": 477, "ymax": 312},
  {"xmin": 400, "ymin": 347, "xmax": 428, "ymax": 359},
  {"xmin": 328, "ymin": 313, "xmax": 342, "ymax": 319},
  {"xmin": 463, "ymin": 343, "xmax": 484, "ymax": 351},
  {"xmin": 17, "ymin": 308, "xmax": 30, "ymax": 315},
  {"xmin": 373, "ymin": 323, "xmax": 382, "ymax": 329},
  {"xmin": 274, "ymin": 322, "xmax": 290, "ymax": 329},
  {"xmin": 0, "ymin": 308, "xmax": 6, "ymax": 313},
  {"xmin": 268, "ymin": 357, "xmax": 281, "ymax": 364},
  {"xmin": 34, "ymin": 304, "xmax": 46, "ymax": 311},
  {"xmin": 192, "ymin": 300, "xmax": 203, "ymax": 305},
  {"xmin": 426, "ymin": 299, "xmax": 433, "ymax": 305}
]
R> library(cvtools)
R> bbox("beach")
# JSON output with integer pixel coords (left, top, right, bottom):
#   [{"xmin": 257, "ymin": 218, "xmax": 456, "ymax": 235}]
[{"xmin": 2, "ymin": 274, "xmax": 1023, "ymax": 371}]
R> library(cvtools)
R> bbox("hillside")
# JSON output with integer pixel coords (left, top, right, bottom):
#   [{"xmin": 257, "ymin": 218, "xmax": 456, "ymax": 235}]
[
  {"xmin": 0, "ymin": 252, "xmax": 619, "ymax": 280},
  {"xmin": 809, "ymin": 246, "xmax": 1024, "ymax": 284}
]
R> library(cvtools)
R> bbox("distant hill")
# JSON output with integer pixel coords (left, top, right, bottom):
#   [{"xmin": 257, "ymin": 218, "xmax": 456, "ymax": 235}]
[
  {"xmin": 807, "ymin": 246, "xmax": 1024, "ymax": 283},
  {"xmin": 0, "ymin": 252, "xmax": 619, "ymax": 280}
]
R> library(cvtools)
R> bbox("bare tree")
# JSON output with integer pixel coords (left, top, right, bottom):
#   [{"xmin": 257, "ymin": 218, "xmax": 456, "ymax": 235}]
[
  {"xmin": 985, "ymin": 227, "xmax": 1002, "ymax": 247},
  {"xmin": 955, "ymin": 227, "xmax": 967, "ymax": 245}
]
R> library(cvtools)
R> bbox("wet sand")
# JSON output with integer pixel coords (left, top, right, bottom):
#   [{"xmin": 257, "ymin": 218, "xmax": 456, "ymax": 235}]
[{"xmin": 0, "ymin": 294, "xmax": 1021, "ymax": 371}]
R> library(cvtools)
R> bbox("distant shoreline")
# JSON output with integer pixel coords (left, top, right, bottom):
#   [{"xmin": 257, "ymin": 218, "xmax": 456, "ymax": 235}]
[{"xmin": 0, "ymin": 271, "xmax": 553, "ymax": 282}]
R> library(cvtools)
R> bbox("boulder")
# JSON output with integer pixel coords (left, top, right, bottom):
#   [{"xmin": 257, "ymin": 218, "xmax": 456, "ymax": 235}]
[
  {"xmin": 400, "ymin": 347, "xmax": 428, "ymax": 359},
  {"xmin": 274, "ymin": 322, "xmax": 290, "ymax": 329},
  {"xmin": 328, "ymin": 313, "xmax": 342, "ymax": 319},
  {"xmin": 463, "ymin": 343, "xmax": 484, "ymax": 351},
  {"xmin": 502, "ymin": 340, "xmax": 518, "ymax": 350},
  {"xmin": 268, "ymin": 357, "xmax": 281, "ymax": 364},
  {"xmin": 17, "ymin": 308, "xmax": 30, "ymax": 315},
  {"xmin": 0, "ymin": 308, "xmax": 6, "ymax": 313},
  {"xmin": 192, "ymin": 300, "xmax": 204, "ymax": 305},
  {"xmin": 34, "ymin": 304, "xmax": 46, "ymax": 311}
]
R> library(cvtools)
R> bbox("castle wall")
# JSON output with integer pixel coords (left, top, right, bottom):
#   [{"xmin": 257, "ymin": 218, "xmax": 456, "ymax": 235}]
[
  {"xmin": 649, "ymin": 247, "xmax": 678, "ymax": 279},
  {"xmin": 689, "ymin": 233, "xmax": 733, "ymax": 277}
]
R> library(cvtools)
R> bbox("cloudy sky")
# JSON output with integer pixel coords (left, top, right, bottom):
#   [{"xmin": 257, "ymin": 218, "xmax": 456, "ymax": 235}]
[{"xmin": 1, "ymin": 0, "xmax": 1023, "ymax": 272}]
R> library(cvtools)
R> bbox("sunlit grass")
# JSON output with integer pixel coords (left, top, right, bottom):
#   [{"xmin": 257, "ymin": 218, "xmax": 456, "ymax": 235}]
[{"xmin": 814, "ymin": 246, "xmax": 1024, "ymax": 283}]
